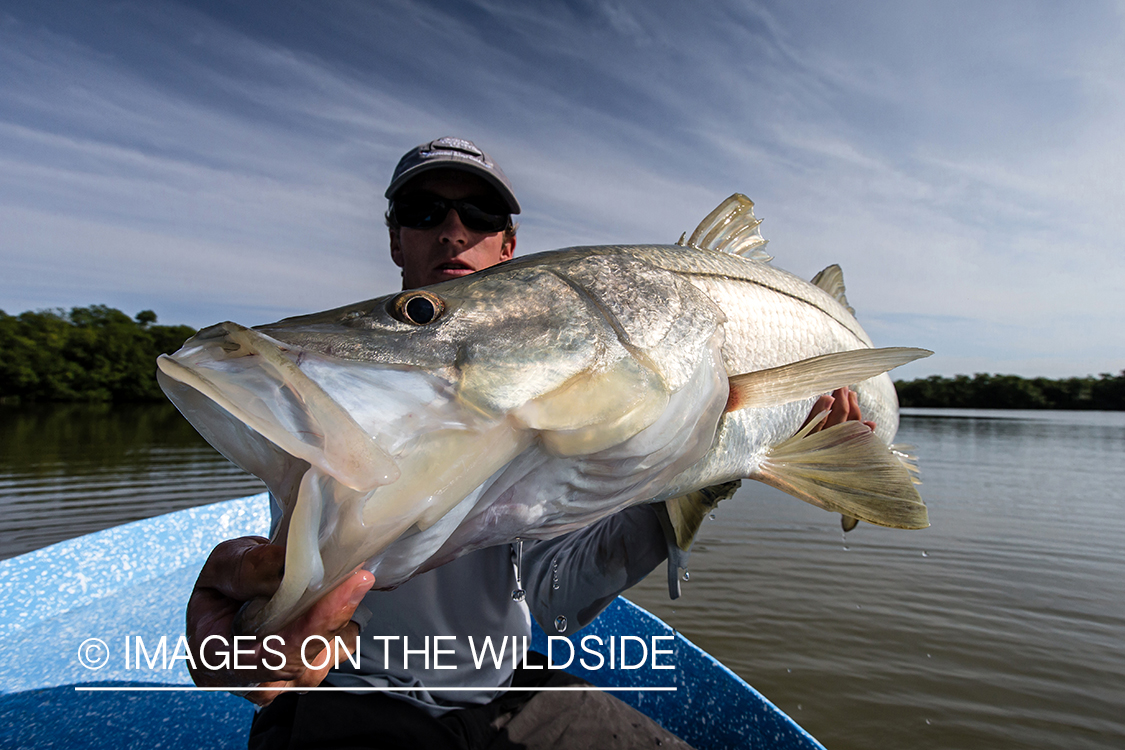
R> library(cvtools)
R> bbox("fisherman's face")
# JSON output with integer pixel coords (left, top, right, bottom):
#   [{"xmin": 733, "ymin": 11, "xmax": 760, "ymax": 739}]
[{"xmin": 389, "ymin": 170, "xmax": 516, "ymax": 290}]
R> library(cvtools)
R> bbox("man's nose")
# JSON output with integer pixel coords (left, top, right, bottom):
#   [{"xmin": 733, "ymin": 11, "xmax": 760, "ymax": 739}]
[{"xmin": 436, "ymin": 208, "xmax": 471, "ymax": 245}]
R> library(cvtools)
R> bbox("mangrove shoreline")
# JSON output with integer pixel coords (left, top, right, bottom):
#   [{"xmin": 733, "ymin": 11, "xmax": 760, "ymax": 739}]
[{"xmin": 2, "ymin": 305, "xmax": 1123, "ymax": 410}]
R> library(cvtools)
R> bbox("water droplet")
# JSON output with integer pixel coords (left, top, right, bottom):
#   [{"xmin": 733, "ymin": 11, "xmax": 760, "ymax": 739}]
[
  {"xmin": 681, "ymin": 570, "xmax": 690, "ymax": 582},
  {"xmin": 787, "ymin": 668, "xmax": 791, "ymax": 673},
  {"xmin": 554, "ymin": 615, "xmax": 568, "ymax": 632},
  {"xmin": 856, "ymin": 604, "xmax": 862, "ymax": 609},
  {"xmin": 927, "ymin": 653, "xmax": 931, "ymax": 658},
  {"xmin": 511, "ymin": 588, "xmax": 525, "ymax": 603},
  {"xmin": 797, "ymin": 703, "xmax": 802, "ymax": 711},
  {"xmin": 708, "ymin": 512, "xmax": 716, "ymax": 521},
  {"xmin": 922, "ymin": 550, "xmax": 928, "ymax": 557},
  {"xmin": 925, "ymin": 719, "xmax": 931, "ymax": 725}
]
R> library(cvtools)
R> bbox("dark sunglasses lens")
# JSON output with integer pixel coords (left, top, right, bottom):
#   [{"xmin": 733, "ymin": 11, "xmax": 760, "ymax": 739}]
[
  {"xmin": 393, "ymin": 197, "xmax": 447, "ymax": 229},
  {"xmin": 393, "ymin": 194, "xmax": 509, "ymax": 232},
  {"xmin": 455, "ymin": 201, "xmax": 508, "ymax": 232}
]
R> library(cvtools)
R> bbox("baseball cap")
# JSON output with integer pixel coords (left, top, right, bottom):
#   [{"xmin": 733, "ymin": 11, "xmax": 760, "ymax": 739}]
[{"xmin": 385, "ymin": 137, "xmax": 521, "ymax": 214}]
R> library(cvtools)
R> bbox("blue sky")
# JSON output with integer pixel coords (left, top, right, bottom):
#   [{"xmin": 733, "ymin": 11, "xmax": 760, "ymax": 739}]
[{"xmin": 2, "ymin": 1, "xmax": 1122, "ymax": 379}]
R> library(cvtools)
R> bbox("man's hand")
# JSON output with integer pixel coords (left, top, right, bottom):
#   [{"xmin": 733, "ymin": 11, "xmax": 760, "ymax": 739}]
[
  {"xmin": 186, "ymin": 536, "xmax": 375, "ymax": 706},
  {"xmin": 804, "ymin": 386, "xmax": 876, "ymax": 432}
]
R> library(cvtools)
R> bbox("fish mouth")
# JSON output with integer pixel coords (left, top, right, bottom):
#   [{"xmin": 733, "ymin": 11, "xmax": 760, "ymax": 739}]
[
  {"xmin": 157, "ymin": 322, "xmax": 407, "ymax": 636},
  {"xmin": 157, "ymin": 322, "xmax": 399, "ymax": 494},
  {"xmin": 157, "ymin": 321, "xmax": 530, "ymax": 635}
]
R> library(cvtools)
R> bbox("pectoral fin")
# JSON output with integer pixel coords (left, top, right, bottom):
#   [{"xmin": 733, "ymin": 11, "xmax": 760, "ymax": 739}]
[
  {"xmin": 726, "ymin": 347, "xmax": 932, "ymax": 412},
  {"xmin": 514, "ymin": 356, "xmax": 669, "ymax": 456},
  {"xmin": 751, "ymin": 417, "xmax": 929, "ymax": 529}
]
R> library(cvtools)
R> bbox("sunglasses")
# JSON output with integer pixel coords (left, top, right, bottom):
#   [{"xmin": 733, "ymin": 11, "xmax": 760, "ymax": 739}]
[{"xmin": 391, "ymin": 192, "xmax": 511, "ymax": 233}]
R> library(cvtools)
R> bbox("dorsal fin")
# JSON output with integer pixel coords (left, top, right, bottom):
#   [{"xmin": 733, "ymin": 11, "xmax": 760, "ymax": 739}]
[
  {"xmin": 678, "ymin": 194, "xmax": 772, "ymax": 261},
  {"xmin": 810, "ymin": 264, "xmax": 855, "ymax": 316}
]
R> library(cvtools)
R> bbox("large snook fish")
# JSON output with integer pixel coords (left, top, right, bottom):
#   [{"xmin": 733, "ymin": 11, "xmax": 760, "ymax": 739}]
[{"xmin": 157, "ymin": 195, "xmax": 930, "ymax": 635}]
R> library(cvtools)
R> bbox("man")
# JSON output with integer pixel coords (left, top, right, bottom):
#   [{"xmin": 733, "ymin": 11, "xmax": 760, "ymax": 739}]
[
  {"xmin": 384, "ymin": 137, "xmax": 518, "ymax": 289},
  {"xmin": 186, "ymin": 137, "xmax": 872, "ymax": 749}
]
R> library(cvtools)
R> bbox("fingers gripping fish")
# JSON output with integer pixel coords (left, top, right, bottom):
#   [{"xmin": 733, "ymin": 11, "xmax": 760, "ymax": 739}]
[{"xmin": 157, "ymin": 194, "xmax": 930, "ymax": 635}]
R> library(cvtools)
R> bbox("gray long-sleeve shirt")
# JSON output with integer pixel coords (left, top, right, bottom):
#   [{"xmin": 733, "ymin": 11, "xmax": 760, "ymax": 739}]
[{"xmin": 314, "ymin": 503, "xmax": 671, "ymax": 715}]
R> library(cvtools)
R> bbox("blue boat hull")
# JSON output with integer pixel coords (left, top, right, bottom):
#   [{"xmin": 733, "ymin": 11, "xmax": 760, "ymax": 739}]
[{"xmin": 0, "ymin": 495, "xmax": 823, "ymax": 749}]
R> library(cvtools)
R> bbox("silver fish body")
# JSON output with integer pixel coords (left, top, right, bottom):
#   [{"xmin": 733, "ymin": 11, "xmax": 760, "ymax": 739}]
[{"xmin": 158, "ymin": 196, "xmax": 929, "ymax": 635}]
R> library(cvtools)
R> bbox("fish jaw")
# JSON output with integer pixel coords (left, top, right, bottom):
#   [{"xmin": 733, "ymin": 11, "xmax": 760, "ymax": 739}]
[
  {"xmin": 242, "ymin": 419, "xmax": 534, "ymax": 635},
  {"xmin": 157, "ymin": 321, "xmax": 534, "ymax": 634},
  {"xmin": 157, "ymin": 322, "xmax": 398, "ymax": 494}
]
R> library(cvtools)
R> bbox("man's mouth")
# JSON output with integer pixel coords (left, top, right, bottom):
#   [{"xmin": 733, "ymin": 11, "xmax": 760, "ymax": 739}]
[{"xmin": 435, "ymin": 260, "xmax": 475, "ymax": 277}]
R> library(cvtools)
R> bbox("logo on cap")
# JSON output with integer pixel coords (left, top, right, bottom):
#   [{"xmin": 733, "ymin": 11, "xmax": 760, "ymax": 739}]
[{"xmin": 422, "ymin": 137, "xmax": 489, "ymax": 164}]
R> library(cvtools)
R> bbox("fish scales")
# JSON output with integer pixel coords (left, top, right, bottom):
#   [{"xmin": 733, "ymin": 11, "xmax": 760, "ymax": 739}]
[
  {"xmin": 681, "ymin": 273, "xmax": 900, "ymax": 445},
  {"xmin": 626, "ymin": 244, "xmax": 871, "ymax": 345}
]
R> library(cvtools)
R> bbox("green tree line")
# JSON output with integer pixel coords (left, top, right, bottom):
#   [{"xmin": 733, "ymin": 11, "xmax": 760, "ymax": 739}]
[
  {"xmin": 0, "ymin": 306, "xmax": 196, "ymax": 403},
  {"xmin": 4, "ymin": 304, "xmax": 1123, "ymax": 410},
  {"xmin": 895, "ymin": 372, "xmax": 1125, "ymax": 410}
]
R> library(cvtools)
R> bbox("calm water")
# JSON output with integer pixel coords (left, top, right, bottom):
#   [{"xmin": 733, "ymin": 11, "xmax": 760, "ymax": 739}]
[
  {"xmin": 2, "ymin": 404, "xmax": 1123, "ymax": 748},
  {"xmin": 0, "ymin": 403, "xmax": 264, "ymax": 559}
]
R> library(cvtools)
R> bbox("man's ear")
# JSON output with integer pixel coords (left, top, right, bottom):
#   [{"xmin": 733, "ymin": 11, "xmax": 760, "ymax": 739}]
[
  {"xmin": 500, "ymin": 234, "xmax": 516, "ymax": 262},
  {"xmin": 389, "ymin": 228, "xmax": 404, "ymax": 268}
]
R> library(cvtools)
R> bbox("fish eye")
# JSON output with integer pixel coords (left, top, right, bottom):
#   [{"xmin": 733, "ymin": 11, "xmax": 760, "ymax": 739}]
[{"xmin": 389, "ymin": 290, "xmax": 445, "ymax": 326}]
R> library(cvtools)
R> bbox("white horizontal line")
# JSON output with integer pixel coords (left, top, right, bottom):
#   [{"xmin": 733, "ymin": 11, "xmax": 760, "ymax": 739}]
[{"xmin": 74, "ymin": 685, "xmax": 676, "ymax": 693}]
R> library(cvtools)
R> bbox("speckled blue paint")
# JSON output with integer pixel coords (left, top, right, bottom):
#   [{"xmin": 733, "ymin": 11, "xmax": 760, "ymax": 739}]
[
  {"xmin": 0, "ymin": 495, "xmax": 824, "ymax": 749},
  {"xmin": 0, "ymin": 495, "xmax": 270, "ymax": 749}
]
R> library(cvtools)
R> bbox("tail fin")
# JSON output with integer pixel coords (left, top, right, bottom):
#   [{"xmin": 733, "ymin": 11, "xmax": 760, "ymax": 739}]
[{"xmin": 750, "ymin": 417, "xmax": 929, "ymax": 530}]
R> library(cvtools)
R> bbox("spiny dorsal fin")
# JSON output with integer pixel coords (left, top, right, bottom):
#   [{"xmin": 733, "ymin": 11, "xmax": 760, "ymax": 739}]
[
  {"xmin": 811, "ymin": 264, "xmax": 855, "ymax": 316},
  {"xmin": 726, "ymin": 347, "xmax": 932, "ymax": 412},
  {"xmin": 750, "ymin": 416, "xmax": 929, "ymax": 530},
  {"xmin": 682, "ymin": 194, "xmax": 772, "ymax": 261},
  {"xmin": 664, "ymin": 480, "xmax": 742, "ymax": 552}
]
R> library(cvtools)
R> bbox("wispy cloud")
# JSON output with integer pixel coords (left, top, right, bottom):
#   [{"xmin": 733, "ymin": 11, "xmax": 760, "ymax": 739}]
[{"xmin": 1, "ymin": 1, "xmax": 1122, "ymax": 377}]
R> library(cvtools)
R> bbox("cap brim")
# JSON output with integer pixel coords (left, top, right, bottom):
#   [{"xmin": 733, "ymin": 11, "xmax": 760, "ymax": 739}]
[{"xmin": 385, "ymin": 161, "xmax": 521, "ymax": 214}]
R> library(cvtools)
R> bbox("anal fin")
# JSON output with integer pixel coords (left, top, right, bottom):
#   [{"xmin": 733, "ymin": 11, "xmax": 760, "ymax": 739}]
[
  {"xmin": 654, "ymin": 480, "xmax": 741, "ymax": 600},
  {"xmin": 665, "ymin": 480, "xmax": 742, "ymax": 552},
  {"xmin": 750, "ymin": 419, "xmax": 929, "ymax": 530}
]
